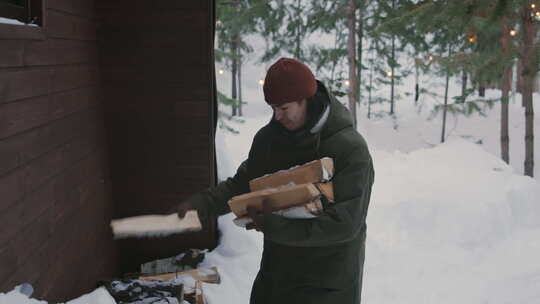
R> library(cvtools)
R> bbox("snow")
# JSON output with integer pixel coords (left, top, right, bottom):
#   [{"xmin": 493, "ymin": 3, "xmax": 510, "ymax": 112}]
[
  {"xmin": 0, "ymin": 287, "xmax": 115, "ymax": 304},
  {"xmin": 0, "ymin": 289, "xmax": 47, "ymax": 304},
  {"xmin": 0, "ymin": 17, "xmax": 38, "ymax": 26},
  {"xmin": 65, "ymin": 287, "xmax": 116, "ymax": 304},
  {"xmin": 200, "ymin": 213, "xmax": 263, "ymax": 304}
]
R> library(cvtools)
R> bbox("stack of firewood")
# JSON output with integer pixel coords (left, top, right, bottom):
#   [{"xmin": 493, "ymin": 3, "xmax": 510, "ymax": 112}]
[{"xmin": 228, "ymin": 157, "xmax": 335, "ymax": 227}]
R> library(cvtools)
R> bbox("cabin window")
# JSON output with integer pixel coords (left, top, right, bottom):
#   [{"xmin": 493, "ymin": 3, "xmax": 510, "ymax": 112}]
[{"xmin": 0, "ymin": 0, "xmax": 42, "ymax": 26}]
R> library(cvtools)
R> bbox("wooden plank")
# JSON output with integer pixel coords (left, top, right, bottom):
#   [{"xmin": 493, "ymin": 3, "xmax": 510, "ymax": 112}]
[
  {"xmin": 95, "ymin": 0, "xmax": 206, "ymax": 11},
  {"xmin": 99, "ymin": 46, "xmax": 207, "ymax": 67},
  {"xmin": 0, "ymin": 245, "xmax": 50, "ymax": 295},
  {"xmin": 20, "ymin": 122, "xmax": 101, "ymax": 195},
  {"xmin": 50, "ymin": 65, "xmax": 99, "ymax": 93},
  {"xmin": 0, "ymin": 68, "xmax": 52, "ymax": 105},
  {"xmin": 24, "ymin": 39, "xmax": 98, "ymax": 66},
  {"xmin": 0, "ymin": 40, "xmax": 24, "ymax": 68},
  {"xmin": 0, "ymin": 208, "xmax": 53, "ymax": 284},
  {"xmin": 49, "ymin": 87, "xmax": 100, "ymax": 120},
  {"xmin": 0, "ymin": 244, "xmax": 18, "ymax": 284},
  {"xmin": 0, "ymin": 168, "xmax": 24, "ymax": 212},
  {"xmin": 20, "ymin": 143, "xmax": 65, "ymax": 194},
  {"xmin": 98, "ymin": 10, "xmax": 207, "ymax": 29},
  {"xmin": 52, "ymin": 150, "xmax": 107, "ymax": 225},
  {"xmin": 102, "ymin": 86, "xmax": 211, "ymax": 105},
  {"xmin": 140, "ymin": 266, "xmax": 220, "ymax": 283},
  {"xmin": 47, "ymin": 0, "xmax": 95, "ymax": 18},
  {"xmin": 0, "ymin": 95, "xmax": 49, "ymax": 140},
  {"xmin": 0, "ymin": 23, "xmax": 45, "ymax": 40},
  {"xmin": 0, "ymin": 177, "xmax": 55, "ymax": 247},
  {"xmin": 0, "ymin": 108, "xmax": 99, "ymax": 177},
  {"xmin": 45, "ymin": 10, "xmax": 96, "ymax": 41}
]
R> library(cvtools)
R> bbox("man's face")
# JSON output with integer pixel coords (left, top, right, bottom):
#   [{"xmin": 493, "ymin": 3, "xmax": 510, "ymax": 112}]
[{"xmin": 271, "ymin": 99, "xmax": 308, "ymax": 131}]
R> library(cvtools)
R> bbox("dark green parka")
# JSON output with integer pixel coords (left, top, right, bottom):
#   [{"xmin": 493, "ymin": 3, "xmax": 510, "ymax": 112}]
[{"xmin": 187, "ymin": 81, "xmax": 374, "ymax": 304}]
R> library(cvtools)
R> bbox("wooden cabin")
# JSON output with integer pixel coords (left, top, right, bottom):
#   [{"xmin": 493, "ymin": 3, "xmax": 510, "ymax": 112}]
[{"xmin": 0, "ymin": 0, "xmax": 217, "ymax": 301}]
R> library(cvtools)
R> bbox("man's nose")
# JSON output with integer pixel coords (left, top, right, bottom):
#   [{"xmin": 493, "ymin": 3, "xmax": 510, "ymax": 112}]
[{"xmin": 274, "ymin": 109, "xmax": 283, "ymax": 121}]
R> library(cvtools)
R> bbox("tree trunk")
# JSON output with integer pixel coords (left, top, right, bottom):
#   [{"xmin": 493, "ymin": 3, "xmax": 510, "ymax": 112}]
[
  {"xmin": 500, "ymin": 19, "xmax": 512, "ymax": 164},
  {"xmin": 238, "ymin": 49, "xmax": 243, "ymax": 117},
  {"xmin": 347, "ymin": 0, "xmax": 358, "ymax": 129},
  {"xmin": 231, "ymin": 40, "xmax": 238, "ymax": 116},
  {"xmin": 501, "ymin": 65, "xmax": 511, "ymax": 164},
  {"xmin": 478, "ymin": 85, "xmax": 485, "ymax": 97},
  {"xmin": 520, "ymin": 3, "xmax": 538, "ymax": 177},
  {"xmin": 389, "ymin": 0, "xmax": 396, "ymax": 115},
  {"xmin": 461, "ymin": 69, "xmax": 468, "ymax": 103},
  {"xmin": 357, "ymin": 1, "xmax": 364, "ymax": 108},
  {"xmin": 295, "ymin": 0, "xmax": 301, "ymax": 59},
  {"xmin": 368, "ymin": 59, "xmax": 373, "ymax": 119},
  {"xmin": 441, "ymin": 47, "xmax": 451, "ymax": 143},
  {"xmin": 414, "ymin": 61, "xmax": 419, "ymax": 104}
]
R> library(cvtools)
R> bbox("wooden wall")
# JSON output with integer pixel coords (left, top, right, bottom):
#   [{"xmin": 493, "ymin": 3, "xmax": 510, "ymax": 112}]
[
  {"xmin": 95, "ymin": 0, "xmax": 217, "ymax": 272},
  {"xmin": 0, "ymin": 0, "xmax": 117, "ymax": 301}
]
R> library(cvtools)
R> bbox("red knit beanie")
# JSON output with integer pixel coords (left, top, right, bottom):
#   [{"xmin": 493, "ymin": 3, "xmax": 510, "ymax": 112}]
[{"xmin": 263, "ymin": 58, "xmax": 317, "ymax": 105}]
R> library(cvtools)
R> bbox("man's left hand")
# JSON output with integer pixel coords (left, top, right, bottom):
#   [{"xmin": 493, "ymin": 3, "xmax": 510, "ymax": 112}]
[{"xmin": 246, "ymin": 199, "xmax": 271, "ymax": 232}]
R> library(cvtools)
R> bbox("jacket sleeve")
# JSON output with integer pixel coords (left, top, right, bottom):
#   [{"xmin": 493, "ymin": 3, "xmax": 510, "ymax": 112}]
[
  {"xmin": 263, "ymin": 145, "xmax": 374, "ymax": 247},
  {"xmin": 183, "ymin": 127, "xmax": 268, "ymax": 219},
  {"xmin": 183, "ymin": 160, "xmax": 251, "ymax": 218}
]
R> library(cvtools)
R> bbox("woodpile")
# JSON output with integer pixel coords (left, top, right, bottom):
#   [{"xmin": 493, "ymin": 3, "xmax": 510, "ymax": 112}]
[{"xmin": 228, "ymin": 158, "xmax": 335, "ymax": 227}]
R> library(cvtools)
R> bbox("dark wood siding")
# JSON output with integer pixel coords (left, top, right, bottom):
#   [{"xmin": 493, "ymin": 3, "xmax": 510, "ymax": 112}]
[
  {"xmin": 0, "ymin": 0, "xmax": 117, "ymax": 301},
  {"xmin": 95, "ymin": 0, "xmax": 217, "ymax": 272}
]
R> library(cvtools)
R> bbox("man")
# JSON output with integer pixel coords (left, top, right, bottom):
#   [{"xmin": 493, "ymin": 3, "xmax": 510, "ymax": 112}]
[{"xmin": 177, "ymin": 58, "xmax": 374, "ymax": 304}]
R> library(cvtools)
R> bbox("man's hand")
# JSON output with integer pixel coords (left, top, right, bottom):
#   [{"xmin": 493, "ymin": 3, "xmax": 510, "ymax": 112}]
[{"xmin": 245, "ymin": 199, "xmax": 271, "ymax": 232}]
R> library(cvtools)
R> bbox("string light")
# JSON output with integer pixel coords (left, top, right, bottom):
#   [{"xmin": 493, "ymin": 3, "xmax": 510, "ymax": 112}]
[
  {"xmin": 216, "ymin": 20, "xmax": 222, "ymax": 25},
  {"xmin": 428, "ymin": 55, "xmax": 434, "ymax": 61},
  {"xmin": 344, "ymin": 80, "xmax": 350, "ymax": 86},
  {"xmin": 532, "ymin": 4, "xmax": 536, "ymax": 8},
  {"xmin": 467, "ymin": 35, "xmax": 477, "ymax": 43},
  {"xmin": 258, "ymin": 79, "xmax": 264, "ymax": 85},
  {"xmin": 509, "ymin": 29, "xmax": 517, "ymax": 36},
  {"xmin": 535, "ymin": 11, "xmax": 540, "ymax": 21},
  {"xmin": 386, "ymin": 71, "xmax": 393, "ymax": 77},
  {"xmin": 218, "ymin": 69, "xmax": 224, "ymax": 75}
]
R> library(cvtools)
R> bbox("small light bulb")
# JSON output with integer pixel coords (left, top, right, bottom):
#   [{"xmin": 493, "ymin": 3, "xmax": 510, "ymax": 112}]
[
  {"xmin": 258, "ymin": 79, "xmax": 264, "ymax": 85},
  {"xmin": 216, "ymin": 20, "xmax": 222, "ymax": 25},
  {"xmin": 468, "ymin": 36, "xmax": 477, "ymax": 43},
  {"xmin": 345, "ymin": 80, "xmax": 350, "ymax": 86},
  {"xmin": 532, "ymin": 4, "xmax": 536, "ymax": 8},
  {"xmin": 387, "ymin": 71, "xmax": 393, "ymax": 77},
  {"xmin": 510, "ymin": 29, "xmax": 517, "ymax": 36},
  {"xmin": 536, "ymin": 11, "xmax": 540, "ymax": 16},
  {"xmin": 428, "ymin": 55, "xmax": 434, "ymax": 61},
  {"xmin": 218, "ymin": 69, "xmax": 224, "ymax": 75}
]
